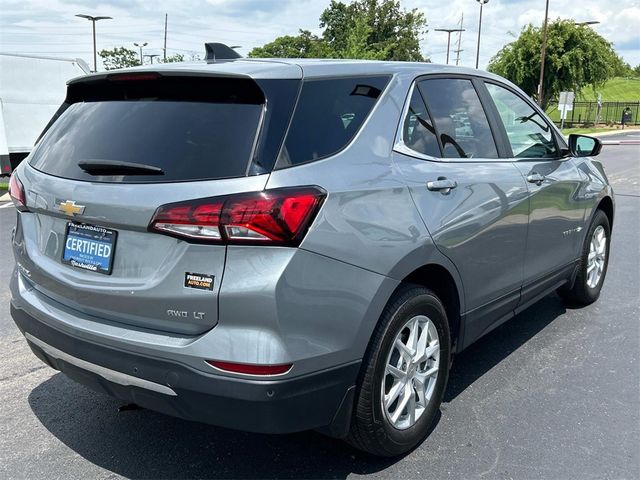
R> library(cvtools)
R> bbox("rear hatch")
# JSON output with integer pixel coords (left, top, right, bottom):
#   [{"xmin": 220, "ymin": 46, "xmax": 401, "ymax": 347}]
[{"xmin": 15, "ymin": 71, "xmax": 299, "ymax": 335}]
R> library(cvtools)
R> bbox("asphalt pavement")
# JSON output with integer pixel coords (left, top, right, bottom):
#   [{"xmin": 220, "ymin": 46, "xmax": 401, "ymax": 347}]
[{"xmin": 0, "ymin": 134, "xmax": 638, "ymax": 479}]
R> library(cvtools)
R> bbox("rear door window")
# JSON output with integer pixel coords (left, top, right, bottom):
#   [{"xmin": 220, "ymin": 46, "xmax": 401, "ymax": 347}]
[
  {"xmin": 276, "ymin": 76, "xmax": 390, "ymax": 168},
  {"xmin": 418, "ymin": 78, "xmax": 499, "ymax": 159},
  {"xmin": 402, "ymin": 87, "xmax": 441, "ymax": 158}
]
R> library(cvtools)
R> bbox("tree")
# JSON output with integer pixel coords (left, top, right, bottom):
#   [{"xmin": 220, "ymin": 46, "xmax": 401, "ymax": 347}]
[
  {"xmin": 320, "ymin": 0, "xmax": 427, "ymax": 61},
  {"xmin": 488, "ymin": 19, "xmax": 620, "ymax": 109},
  {"xmin": 248, "ymin": 0, "xmax": 427, "ymax": 61},
  {"xmin": 158, "ymin": 53, "xmax": 185, "ymax": 63},
  {"xmin": 99, "ymin": 47, "xmax": 140, "ymax": 70},
  {"xmin": 341, "ymin": 16, "xmax": 388, "ymax": 60},
  {"xmin": 248, "ymin": 30, "xmax": 331, "ymax": 58}
]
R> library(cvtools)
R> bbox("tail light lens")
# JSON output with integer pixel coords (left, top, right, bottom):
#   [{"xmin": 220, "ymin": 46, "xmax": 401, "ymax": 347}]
[
  {"xmin": 8, "ymin": 172, "xmax": 27, "ymax": 211},
  {"xmin": 149, "ymin": 186, "xmax": 326, "ymax": 246}
]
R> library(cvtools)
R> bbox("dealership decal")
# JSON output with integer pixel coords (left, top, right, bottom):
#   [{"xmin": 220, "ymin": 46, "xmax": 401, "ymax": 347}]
[{"xmin": 184, "ymin": 272, "xmax": 214, "ymax": 291}]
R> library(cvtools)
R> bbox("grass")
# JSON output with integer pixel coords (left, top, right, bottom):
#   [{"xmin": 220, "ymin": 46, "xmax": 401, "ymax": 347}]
[
  {"xmin": 560, "ymin": 127, "xmax": 620, "ymax": 135},
  {"xmin": 578, "ymin": 77, "xmax": 640, "ymax": 102},
  {"xmin": 546, "ymin": 77, "xmax": 640, "ymax": 125}
]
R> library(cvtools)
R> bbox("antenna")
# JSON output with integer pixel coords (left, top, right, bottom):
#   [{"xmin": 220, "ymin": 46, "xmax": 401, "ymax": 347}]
[{"xmin": 204, "ymin": 43, "xmax": 242, "ymax": 62}]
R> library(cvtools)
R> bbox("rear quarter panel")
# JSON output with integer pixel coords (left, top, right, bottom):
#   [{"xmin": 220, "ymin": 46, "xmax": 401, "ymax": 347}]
[{"xmin": 264, "ymin": 71, "xmax": 466, "ymax": 365}]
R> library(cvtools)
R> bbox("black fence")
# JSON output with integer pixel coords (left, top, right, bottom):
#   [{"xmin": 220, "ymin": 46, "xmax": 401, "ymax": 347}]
[{"xmin": 547, "ymin": 101, "xmax": 640, "ymax": 127}]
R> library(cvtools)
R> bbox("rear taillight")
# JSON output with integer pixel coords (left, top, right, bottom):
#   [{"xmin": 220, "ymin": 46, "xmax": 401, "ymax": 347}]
[
  {"xmin": 149, "ymin": 186, "xmax": 326, "ymax": 246},
  {"xmin": 8, "ymin": 172, "xmax": 27, "ymax": 211}
]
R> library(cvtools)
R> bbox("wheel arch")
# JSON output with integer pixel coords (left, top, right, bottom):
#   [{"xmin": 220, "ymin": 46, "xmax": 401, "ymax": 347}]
[
  {"xmin": 401, "ymin": 263, "xmax": 463, "ymax": 353},
  {"xmin": 596, "ymin": 195, "xmax": 614, "ymax": 228}
]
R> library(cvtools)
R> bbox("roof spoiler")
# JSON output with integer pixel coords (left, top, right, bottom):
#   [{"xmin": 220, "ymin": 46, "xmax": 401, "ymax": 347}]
[{"xmin": 205, "ymin": 43, "xmax": 242, "ymax": 62}]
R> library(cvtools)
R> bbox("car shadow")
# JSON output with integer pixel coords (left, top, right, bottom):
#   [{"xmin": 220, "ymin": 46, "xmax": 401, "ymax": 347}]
[
  {"xmin": 28, "ymin": 293, "xmax": 568, "ymax": 479},
  {"xmin": 444, "ymin": 293, "xmax": 567, "ymax": 402}
]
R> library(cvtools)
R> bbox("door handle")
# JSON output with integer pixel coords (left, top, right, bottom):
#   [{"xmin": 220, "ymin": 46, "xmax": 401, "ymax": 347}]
[
  {"xmin": 526, "ymin": 172, "xmax": 545, "ymax": 186},
  {"xmin": 427, "ymin": 177, "xmax": 457, "ymax": 194}
]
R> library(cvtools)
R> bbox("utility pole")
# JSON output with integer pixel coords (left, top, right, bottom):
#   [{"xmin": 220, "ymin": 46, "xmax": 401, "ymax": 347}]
[
  {"xmin": 455, "ymin": 12, "xmax": 464, "ymax": 66},
  {"xmin": 537, "ymin": 0, "xmax": 550, "ymax": 106},
  {"xmin": 435, "ymin": 28, "xmax": 465, "ymax": 65},
  {"xmin": 75, "ymin": 14, "xmax": 112, "ymax": 72},
  {"xmin": 144, "ymin": 54, "xmax": 159, "ymax": 64},
  {"xmin": 475, "ymin": 0, "xmax": 489, "ymax": 69},
  {"xmin": 133, "ymin": 42, "xmax": 147, "ymax": 64},
  {"xmin": 163, "ymin": 13, "xmax": 168, "ymax": 62}
]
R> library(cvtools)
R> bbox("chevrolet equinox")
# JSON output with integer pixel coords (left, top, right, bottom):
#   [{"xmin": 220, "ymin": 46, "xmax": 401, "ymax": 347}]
[{"xmin": 9, "ymin": 53, "xmax": 613, "ymax": 456}]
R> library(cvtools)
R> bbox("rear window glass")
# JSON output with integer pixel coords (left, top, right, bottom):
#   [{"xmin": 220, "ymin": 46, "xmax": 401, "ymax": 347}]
[
  {"xmin": 30, "ymin": 101, "xmax": 262, "ymax": 182},
  {"xmin": 276, "ymin": 75, "xmax": 390, "ymax": 168},
  {"xmin": 28, "ymin": 75, "xmax": 297, "ymax": 183}
]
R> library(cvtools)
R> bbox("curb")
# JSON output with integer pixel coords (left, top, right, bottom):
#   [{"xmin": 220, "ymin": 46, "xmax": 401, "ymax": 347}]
[
  {"xmin": 0, "ymin": 192, "xmax": 10, "ymax": 201},
  {"xmin": 593, "ymin": 129, "xmax": 640, "ymax": 138}
]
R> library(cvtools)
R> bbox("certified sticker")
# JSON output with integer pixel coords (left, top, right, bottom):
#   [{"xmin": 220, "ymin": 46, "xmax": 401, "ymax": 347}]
[{"xmin": 184, "ymin": 272, "xmax": 214, "ymax": 291}]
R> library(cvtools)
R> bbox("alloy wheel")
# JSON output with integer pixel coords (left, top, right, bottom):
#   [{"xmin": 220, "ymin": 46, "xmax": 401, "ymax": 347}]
[
  {"xmin": 381, "ymin": 315, "xmax": 440, "ymax": 430},
  {"xmin": 587, "ymin": 225, "xmax": 607, "ymax": 289}
]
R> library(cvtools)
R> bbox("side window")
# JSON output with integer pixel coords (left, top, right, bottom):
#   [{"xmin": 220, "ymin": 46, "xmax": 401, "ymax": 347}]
[
  {"xmin": 418, "ymin": 78, "xmax": 498, "ymax": 159},
  {"xmin": 276, "ymin": 76, "xmax": 390, "ymax": 168},
  {"xmin": 485, "ymin": 83, "xmax": 558, "ymax": 159},
  {"xmin": 402, "ymin": 87, "xmax": 441, "ymax": 158}
]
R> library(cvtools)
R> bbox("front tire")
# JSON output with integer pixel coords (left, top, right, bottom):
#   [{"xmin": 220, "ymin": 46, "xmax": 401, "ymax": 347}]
[
  {"xmin": 346, "ymin": 285, "xmax": 451, "ymax": 457},
  {"xmin": 559, "ymin": 209, "xmax": 611, "ymax": 305}
]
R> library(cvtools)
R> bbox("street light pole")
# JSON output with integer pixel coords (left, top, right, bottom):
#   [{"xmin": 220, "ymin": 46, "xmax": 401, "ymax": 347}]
[
  {"xmin": 435, "ymin": 28, "xmax": 465, "ymax": 65},
  {"xmin": 134, "ymin": 42, "xmax": 147, "ymax": 64},
  {"xmin": 537, "ymin": 0, "xmax": 550, "ymax": 107},
  {"xmin": 75, "ymin": 14, "xmax": 112, "ymax": 72},
  {"xmin": 475, "ymin": 0, "xmax": 489, "ymax": 69}
]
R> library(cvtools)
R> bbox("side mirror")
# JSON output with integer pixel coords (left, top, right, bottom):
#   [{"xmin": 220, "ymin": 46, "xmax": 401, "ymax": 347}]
[{"xmin": 568, "ymin": 134, "xmax": 602, "ymax": 157}]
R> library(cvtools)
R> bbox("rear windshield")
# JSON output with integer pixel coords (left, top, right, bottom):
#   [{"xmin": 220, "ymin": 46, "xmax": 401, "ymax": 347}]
[
  {"xmin": 29, "ymin": 75, "xmax": 297, "ymax": 183},
  {"xmin": 276, "ymin": 75, "xmax": 390, "ymax": 168}
]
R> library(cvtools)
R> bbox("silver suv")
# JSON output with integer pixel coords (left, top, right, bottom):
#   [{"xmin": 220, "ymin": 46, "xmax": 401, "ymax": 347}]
[{"xmin": 9, "ymin": 56, "xmax": 613, "ymax": 456}]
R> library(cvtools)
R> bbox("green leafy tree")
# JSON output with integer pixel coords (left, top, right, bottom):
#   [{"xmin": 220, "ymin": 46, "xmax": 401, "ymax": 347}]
[
  {"xmin": 158, "ymin": 53, "xmax": 185, "ymax": 63},
  {"xmin": 488, "ymin": 19, "xmax": 620, "ymax": 109},
  {"xmin": 248, "ymin": 30, "xmax": 331, "ymax": 58},
  {"xmin": 98, "ymin": 47, "xmax": 141, "ymax": 70},
  {"xmin": 634, "ymin": 64, "xmax": 640, "ymax": 77},
  {"xmin": 320, "ymin": 0, "xmax": 427, "ymax": 61},
  {"xmin": 341, "ymin": 16, "xmax": 388, "ymax": 60},
  {"xmin": 248, "ymin": 0, "xmax": 427, "ymax": 61}
]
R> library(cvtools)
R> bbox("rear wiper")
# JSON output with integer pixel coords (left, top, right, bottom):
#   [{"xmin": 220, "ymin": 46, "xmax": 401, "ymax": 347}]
[{"xmin": 78, "ymin": 160, "xmax": 164, "ymax": 176}]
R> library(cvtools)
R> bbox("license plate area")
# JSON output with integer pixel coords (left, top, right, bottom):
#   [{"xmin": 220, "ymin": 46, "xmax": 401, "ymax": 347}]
[{"xmin": 62, "ymin": 222, "xmax": 117, "ymax": 275}]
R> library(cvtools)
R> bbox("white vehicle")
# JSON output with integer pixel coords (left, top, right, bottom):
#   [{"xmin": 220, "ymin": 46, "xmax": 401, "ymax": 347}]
[{"xmin": 0, "ymin": 53, "xmax": 90, "ymax": 175}]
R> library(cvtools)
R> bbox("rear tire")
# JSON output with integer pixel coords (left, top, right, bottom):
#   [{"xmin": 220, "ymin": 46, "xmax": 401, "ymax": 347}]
[
  {"xmin": 346, "ymin": 284, "xmax": 451, "ymax": 457},
  {"xmin": 558, "ymin": 209, "xmax": 610, "ymax": 305}
]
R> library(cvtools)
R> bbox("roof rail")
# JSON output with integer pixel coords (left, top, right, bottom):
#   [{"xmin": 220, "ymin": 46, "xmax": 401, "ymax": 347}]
[{"xmin": 204, "ymin": 43, "xmax": 242, "ymax": 62}]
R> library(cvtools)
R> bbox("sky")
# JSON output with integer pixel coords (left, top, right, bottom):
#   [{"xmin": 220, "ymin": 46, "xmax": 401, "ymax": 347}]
[{"xmin": 0, "ymin": 0, "xmax": 639, "ymax": 70}]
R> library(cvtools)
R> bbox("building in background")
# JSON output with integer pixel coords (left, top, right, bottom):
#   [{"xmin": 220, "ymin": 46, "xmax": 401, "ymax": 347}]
[{"xmin": 0, "ymin": 53, "xmax": 90, "ymax": 176}]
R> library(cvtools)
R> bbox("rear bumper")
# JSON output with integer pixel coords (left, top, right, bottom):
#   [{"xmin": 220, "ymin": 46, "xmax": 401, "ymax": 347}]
[{"xmin": 11, "ymin": 304, "xmax": 359, "ymax": 435}]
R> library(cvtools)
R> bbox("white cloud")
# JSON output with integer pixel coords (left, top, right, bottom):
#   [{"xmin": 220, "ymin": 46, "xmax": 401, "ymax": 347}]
[{"xmin": 0, "ymin": 0, "xmax": 638, "ymax": 69}]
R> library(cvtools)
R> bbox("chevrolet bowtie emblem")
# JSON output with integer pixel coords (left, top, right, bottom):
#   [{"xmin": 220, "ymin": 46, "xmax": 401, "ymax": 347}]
[{"xmin": 57, "ymin": 200, "xmax": 85, "ymax": 216}]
